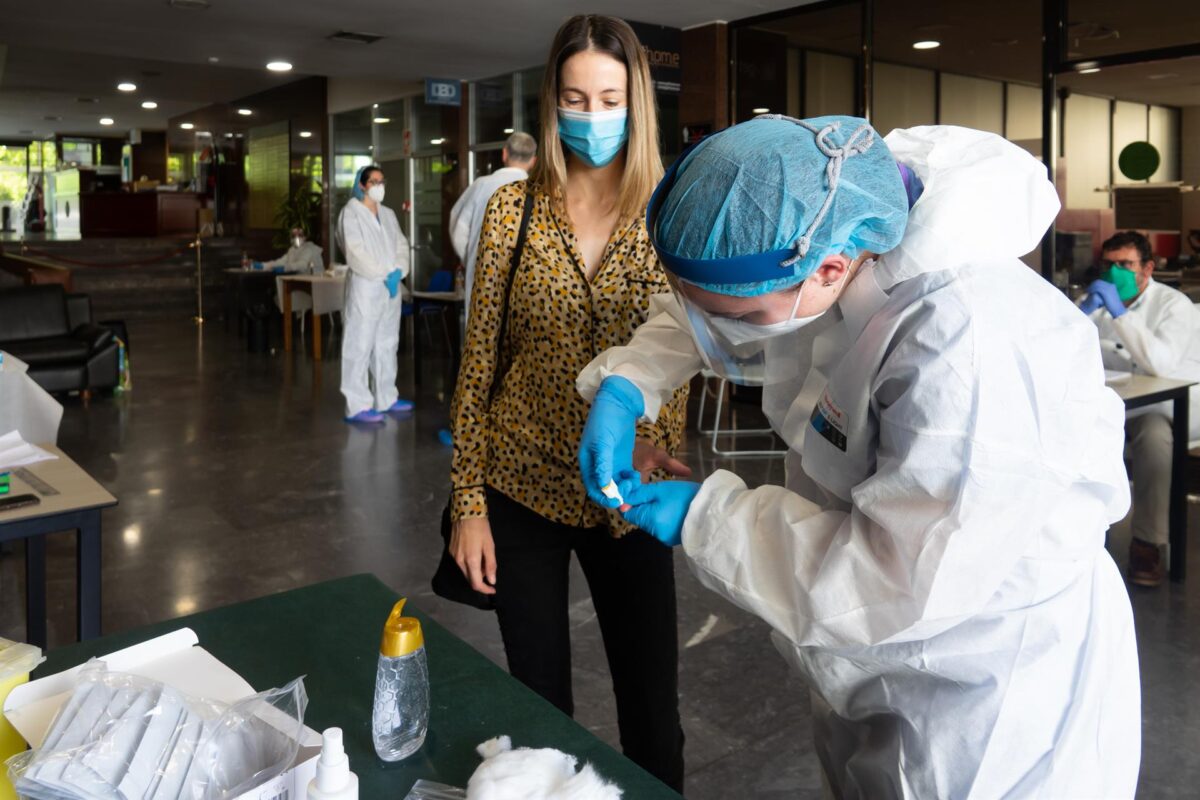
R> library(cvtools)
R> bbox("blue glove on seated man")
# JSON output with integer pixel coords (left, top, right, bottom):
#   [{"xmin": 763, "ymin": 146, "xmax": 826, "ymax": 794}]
[
  {"xmin": 384, "ymin": 269, "xmax": 402, "ymax": 299},
  {"xmin": 615, "ymin": 472, "xmax": 701, "ymax": 548},
  {"xmin": 579, "ymin": 375, "xmax": 645, "ymax": 509},
  {"xmin": 1082, "ymin": 279, "xmax": 1126, "ymax": 318}
]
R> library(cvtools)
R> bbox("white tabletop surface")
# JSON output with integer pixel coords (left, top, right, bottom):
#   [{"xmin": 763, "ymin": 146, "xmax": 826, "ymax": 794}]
[
  {"xmin": 1105, "ymin": 373, "xmax": 1196, "ymax": 403},
  {"xmin": 411, "ymin": 290, "xmax": 465, "ymax": 301},
  {"xmin": 0, "ymin": 444, "xmax": 116, "ymax": 525}
]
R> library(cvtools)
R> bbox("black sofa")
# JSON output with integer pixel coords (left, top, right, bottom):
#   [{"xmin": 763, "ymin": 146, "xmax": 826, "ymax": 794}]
[{"xmin": 0, "ymin": 285, "xmax": 120, "ymax": 394}]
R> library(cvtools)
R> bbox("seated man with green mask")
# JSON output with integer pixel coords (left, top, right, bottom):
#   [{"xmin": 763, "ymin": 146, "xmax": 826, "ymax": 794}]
[{"xmin": 1082, "ymin": 230, "xmax": 1200, "ymax": 586}]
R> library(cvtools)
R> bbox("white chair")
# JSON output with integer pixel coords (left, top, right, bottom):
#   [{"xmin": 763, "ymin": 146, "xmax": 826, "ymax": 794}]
[{"xmin": 694, "ymin": 369, "xmax": 786, "ymax": 458}]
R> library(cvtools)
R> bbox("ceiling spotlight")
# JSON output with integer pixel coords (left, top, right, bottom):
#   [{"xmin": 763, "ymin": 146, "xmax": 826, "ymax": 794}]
[
  {"xmin": 912, "ymin": 40, "xmax": 941, "ymax": 50},
  {"xmin": 180, "ymin": 122, "xmax": 194, "ymax": 130},
  {"xmin": 299, "ymin": 131, "xmax": 313, "ymax": 138},
  {"xmin": 503, "ymin": 127, "xmax": 514, "ymax": 134},
  {"xmin": 99, "ymin": 117, "xmax": 115, "ymax": 126},
  {"xmin": 141, "ymin": 100, "xmax": 158, "ymax": 109},
  {"xmin": 373, "ymin": 116, "xmax": 391, "ymax": 124},
  {"xmin": 225, "ymin": 133, "xmax": 234, "ymax": 138},
  {"xmin": 752, "ymin": 107, "xmax": 771, "ymax": 114},
  {"xmin": 237, "ymin": 108, "xmax": 253, "ymax": 116},
  {"xmin": 208, "ymin": 56, "xmax": 220, "ymax": 63},
  {"xmin": 117, "ymin": 82, "xmax": 137, "ymax": 92},
  {"xmin": 1079, "ymin": 67, "xmax": 1101, "ymax": 74},
  {"xmin": 266, "ymin": 61, "xmax": 293, "ymax": 72},
  {"xmin": 430, "ymin": 138, "xmax": 445, "ymax": 145}
]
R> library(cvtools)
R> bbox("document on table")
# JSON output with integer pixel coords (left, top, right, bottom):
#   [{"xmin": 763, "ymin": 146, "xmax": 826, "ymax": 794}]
[
  {"xmin": 0, "ymin": 430, "xmax": 58, "ymax": 471},
  {"xmin": 1105, "ymin": 370, "xmax": 1132, "ymax": 384}
]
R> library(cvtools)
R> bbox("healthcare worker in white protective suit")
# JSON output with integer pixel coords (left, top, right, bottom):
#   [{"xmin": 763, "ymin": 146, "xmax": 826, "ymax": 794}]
[
  {"xmin": 576, "ymin": 116, "xmax": 1141, "ymax": 798},
  {"xmin": 338, "ymin": 164, "xmax": 412, "ymax": 425}
]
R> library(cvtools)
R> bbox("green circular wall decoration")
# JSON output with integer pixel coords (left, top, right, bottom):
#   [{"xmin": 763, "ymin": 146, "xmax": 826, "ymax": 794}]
[{"xmin": 1118, "ymin": 141, "xmax": 1160, "ymax": 181}]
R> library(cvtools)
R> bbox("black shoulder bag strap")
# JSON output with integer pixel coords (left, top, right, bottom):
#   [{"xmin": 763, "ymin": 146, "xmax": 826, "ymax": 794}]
[
  {"xmin": 488, "ymin": 188, "xmax": 536, "ymax": 402},
  {"xmin": 433, "ymin": 188, "xmax": 534, "ymax": 612}
]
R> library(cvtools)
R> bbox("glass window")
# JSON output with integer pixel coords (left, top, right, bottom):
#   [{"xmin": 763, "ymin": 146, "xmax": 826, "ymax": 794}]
[
  {"xmin": 0, "ymin": 144, "xmax": 29, "ymax": 204},
  {"xmin": 375, "ymin": 99, "xmax": 407, "ymax": 161},
  {"xmin": 60, "ymin": 140, "xmax": 95, "ymax": 167},
  {"xmin": 873, "ymin": 63, "xmax": 936, "ymax": 135},
  {"xmin": 412, "ymin": 96, "xmax": 453, "ymax": 152},
  {"xmin": 1066, "ymin": 2, "xmax": 1200, "ymax": 62},
  {"xmin": 474, "ymin": 76, "xmax": 514, "ymax": 144},
  {"xmin": 473, "ymin": 148, "xmax": 506, "ymax": 180},
  {"xmin": 518, "ymin": 66, "xmax": 545, "ymax": 142}
]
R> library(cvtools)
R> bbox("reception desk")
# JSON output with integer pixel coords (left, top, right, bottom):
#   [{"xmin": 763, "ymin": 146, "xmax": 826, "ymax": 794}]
[{"xmin": 79, "ymin": 192, "xmax": 207, "ymax": 237}]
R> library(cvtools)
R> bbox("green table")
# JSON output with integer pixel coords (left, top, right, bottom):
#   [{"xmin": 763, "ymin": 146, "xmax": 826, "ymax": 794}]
[{"xmin": 34, "ymin": 574, "xmax": 680, "ymax": 798}]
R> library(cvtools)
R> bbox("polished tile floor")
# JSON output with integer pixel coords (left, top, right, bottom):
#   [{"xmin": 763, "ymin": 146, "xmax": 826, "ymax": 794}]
[{"xmin": 3, "ymin": 316, "xmax": 1199, "ymax": 798}]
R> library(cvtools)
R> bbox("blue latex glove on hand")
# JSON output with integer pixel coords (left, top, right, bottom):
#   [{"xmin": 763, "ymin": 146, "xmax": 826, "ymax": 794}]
[
  {"xmin": 615, "ymin": 473, "xmax": 701, "ymax": 547},
  {"xmin": 579, "ymin": 375, "xmax": 645, "ymax": 509},
  {"xmin": 1078, "ymin": 292, "xmax": 1103, "ymax": 315},
  {"xmin": 1084, "ymin": 279, "xmax": 1126, "ymax": 318},
  {"xmin": 251, "ymin": 261, "xmax": 264, "ymax": 270},
  {"xmin": 384, "ymin": 269, "xmax": 402, "ymax": 299}
]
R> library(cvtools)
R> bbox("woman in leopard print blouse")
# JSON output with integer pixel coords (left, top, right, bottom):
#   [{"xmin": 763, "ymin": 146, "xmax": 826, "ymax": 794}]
[{"xmin": 447, "ymin": 14, "xmax": 689, "ymax": 791}]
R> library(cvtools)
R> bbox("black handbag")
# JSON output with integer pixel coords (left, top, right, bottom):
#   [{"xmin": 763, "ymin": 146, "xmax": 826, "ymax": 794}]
[{"xmin": 431, "ymin": 189, "xmax": 536, "ymax": 610}]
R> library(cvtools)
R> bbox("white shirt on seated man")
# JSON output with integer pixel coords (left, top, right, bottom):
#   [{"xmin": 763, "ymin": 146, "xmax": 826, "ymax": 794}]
[{"xmin": 1082, "ymin": 230, "xmax": 1200, "ymax": 587}]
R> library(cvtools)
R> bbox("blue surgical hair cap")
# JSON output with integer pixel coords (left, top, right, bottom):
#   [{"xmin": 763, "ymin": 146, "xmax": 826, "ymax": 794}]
[{"xmin": 655, "ymin": 115, "xmax": 910, "ymax": 297}]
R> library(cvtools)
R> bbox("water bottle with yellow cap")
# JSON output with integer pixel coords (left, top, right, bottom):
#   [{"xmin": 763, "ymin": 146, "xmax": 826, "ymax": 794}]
[{"xmin": 371, "ymin": 598, "xmax": 429, "ymax": 761}]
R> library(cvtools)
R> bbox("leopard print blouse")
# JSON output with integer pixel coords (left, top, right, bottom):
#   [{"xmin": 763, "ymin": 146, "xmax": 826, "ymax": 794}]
[{"xmin": 449, "ymin": 180, "xmax": 689, "ymax": 532}]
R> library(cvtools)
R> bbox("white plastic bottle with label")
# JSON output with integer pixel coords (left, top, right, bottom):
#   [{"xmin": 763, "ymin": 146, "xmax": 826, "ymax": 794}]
[
  {"xmin": 307, "ymin": 728, "xmax": 358, "ymax": 800},
  {"xmin": 371, "ymin": 598, "xmax": 429, "ymax": 761}
]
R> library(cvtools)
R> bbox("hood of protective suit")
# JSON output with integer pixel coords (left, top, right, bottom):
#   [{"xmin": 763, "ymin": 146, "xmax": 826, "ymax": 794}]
[{"xmin": 877, "ymin": 126, "xmax": 1059, "ymax": 290}]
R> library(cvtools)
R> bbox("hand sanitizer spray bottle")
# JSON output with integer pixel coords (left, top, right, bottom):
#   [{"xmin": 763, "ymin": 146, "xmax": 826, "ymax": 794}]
[{"xmin": 307, "ymin": 727, "xmax": 358, "ymax": 800}]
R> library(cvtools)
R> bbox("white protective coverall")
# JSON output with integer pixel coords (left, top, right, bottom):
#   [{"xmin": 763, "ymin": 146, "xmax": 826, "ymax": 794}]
[
  {"xmin": 337, "ymin": 196, "xmax": 409, "ymax": 415},
  {"xmin": 449, "ymin": 166, "xmax": 528, "ymax": 325},
  {"xmin": 267, "ymin": 240, "xmax": 325, "ymax": 315},
  {"xmin": 578, "ymin": 126, "xmax": 1141, "ymax": 798}
]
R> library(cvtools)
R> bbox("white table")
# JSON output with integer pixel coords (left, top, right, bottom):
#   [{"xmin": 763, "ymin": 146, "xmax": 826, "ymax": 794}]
[
  {"xmin": 1105, "ymin": 373, "xmax": 1196, "ymax": 581},
  {"xmin": 279, "ymin": 274, "xmax": 346, "ymax": 360},
  {"xmin": 0, "ymin": 353, "xmax": 63, "ymax": 445},
  {"xmin": 0, "ymin": 444, "xmax": 116, "ymax": 647}
]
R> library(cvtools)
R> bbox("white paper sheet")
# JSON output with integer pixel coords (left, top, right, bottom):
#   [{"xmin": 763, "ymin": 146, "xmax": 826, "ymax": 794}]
[{"xmin": 0, "ymin": 429, "xmax": 58, "ymax": 471}]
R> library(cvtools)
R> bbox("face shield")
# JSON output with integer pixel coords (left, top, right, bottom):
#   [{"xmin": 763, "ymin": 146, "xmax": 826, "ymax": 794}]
[{"xmin": 668, "ymin": 274, "xmax": 825, "ymax": 386}]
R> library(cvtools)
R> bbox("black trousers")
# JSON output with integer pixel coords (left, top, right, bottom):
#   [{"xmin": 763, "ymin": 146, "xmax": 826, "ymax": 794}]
[{"xmin": 486, "ymin": 487, "xmax": 685, "ymax": 791}]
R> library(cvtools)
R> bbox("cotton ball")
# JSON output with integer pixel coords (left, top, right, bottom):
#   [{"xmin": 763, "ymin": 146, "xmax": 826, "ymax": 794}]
[{"xmin": 467, "ymin": 738, "xmax": 623, "ymax": 800}]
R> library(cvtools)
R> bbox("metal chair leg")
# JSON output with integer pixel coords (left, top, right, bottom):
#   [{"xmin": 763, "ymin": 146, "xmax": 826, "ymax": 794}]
[{"xmin": 708, "ymin": 377, "xmax": 786, "ymax": 458}]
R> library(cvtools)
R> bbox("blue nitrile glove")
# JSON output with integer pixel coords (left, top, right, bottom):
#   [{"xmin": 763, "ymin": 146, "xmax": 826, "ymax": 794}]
[
  {"xmin": 1078, "ymin": 292, "xmax": 1103, "ymax": 315},
  {"xmin": 615, "ymin": 472, "xmax": 701, "ymax": 547},
  {"xmin": 579, "ymin": 375, "xmax": 645, "ymax": 509},
  {"xmin": 1085, "ymin": 279, "xmax": 1126, "ymax": 318},
  {"xmin": 385, "ymin": 269, "xmax": 402, "ymax": 299},
  {"xmin": 251, "ymin": 261, "xmax": 264, "ymax": 270}
]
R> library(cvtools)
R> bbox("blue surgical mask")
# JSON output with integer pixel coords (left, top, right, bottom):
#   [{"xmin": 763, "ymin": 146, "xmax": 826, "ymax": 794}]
[{"xmin": 558, "ymin": 107, "xmax": 629, "ymax": 168}]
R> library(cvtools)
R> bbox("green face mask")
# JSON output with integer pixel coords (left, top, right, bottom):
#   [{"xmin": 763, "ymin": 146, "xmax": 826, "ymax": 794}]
[{"xmin": 1099, "ymin": 265, "xmax": 1140, "ymax": 302}]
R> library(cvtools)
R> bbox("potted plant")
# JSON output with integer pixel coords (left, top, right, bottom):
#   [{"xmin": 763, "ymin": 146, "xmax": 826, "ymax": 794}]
[{"xmin": 273, "ymin": 182, "xmax": 321, "ymax": 249}]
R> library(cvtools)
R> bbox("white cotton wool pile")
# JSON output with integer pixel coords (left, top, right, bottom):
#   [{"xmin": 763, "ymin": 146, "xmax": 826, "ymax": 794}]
[{"xmin": 465, "ymin": 736, "xmax": 623, "ymax": 800}]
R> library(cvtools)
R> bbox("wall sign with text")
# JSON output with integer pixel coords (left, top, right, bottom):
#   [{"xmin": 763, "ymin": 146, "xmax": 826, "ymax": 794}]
[{"xmin": 425, "ymin": 78, "xmax": 462, "ymax": 107}]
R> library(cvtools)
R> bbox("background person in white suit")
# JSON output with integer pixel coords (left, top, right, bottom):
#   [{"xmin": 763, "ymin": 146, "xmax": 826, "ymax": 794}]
[{"xmin": 337, "ymin": 164, "xmax": 410, "ymax": 425}]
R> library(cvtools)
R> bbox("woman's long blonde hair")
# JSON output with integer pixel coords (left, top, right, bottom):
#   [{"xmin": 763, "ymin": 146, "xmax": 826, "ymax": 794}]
[{"xmin": 530, "ymin": 15, "xmax": 663, "ymax": 222}]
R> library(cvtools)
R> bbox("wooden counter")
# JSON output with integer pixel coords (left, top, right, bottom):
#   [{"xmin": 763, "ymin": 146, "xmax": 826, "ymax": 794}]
[{"xmin": 79, "ymin": 192, "xmax": 206, "ymax": 237}]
